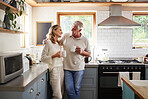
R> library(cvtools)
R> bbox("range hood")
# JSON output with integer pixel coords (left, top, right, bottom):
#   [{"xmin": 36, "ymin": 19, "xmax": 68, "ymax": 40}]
[{"xmin": 98, "ymin": 4, "xmax": 141, "ymax": 28}]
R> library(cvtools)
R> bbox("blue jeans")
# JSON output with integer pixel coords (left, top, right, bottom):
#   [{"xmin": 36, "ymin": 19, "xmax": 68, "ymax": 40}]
[{"xmin": 64, "ymin": 70, "xmax": 84, "ymax": 99}]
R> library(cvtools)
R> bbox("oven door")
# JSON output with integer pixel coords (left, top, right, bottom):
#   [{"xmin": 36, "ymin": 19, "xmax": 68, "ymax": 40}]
[
  {"xmin": 99, "ymin": 71, "xmax": 122, "ymax": 99},
  {"xmin": 100, "ymin": 72, "xmax": 119, "ymax": 88}
]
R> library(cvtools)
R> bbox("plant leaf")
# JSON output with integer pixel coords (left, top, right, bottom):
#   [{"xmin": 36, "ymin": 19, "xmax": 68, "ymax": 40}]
[
  {"xmin": 18, "ymin": 27, "xmax": 20, "ymax": 29},
  {"xmin": 5, "ymin": 7, "xmax": 10, "ymax": 11},
  {"xmin": 14, "ymin": 14, "xmax": 16, "ymax": 19},
  {"xmin": 14, "ymin": 24, "xmax": 16, "ymax": 28},
  {"xmin": 16, "ymin": 13, "xmax": 19, "ymax": 17},
  {"xmin": 14, "ymin": 21, "xmax": 17, "ymax": 24},
  {"xmin": 20, "ymin": 11, "xmax": 22, "ymax": 16},
  {"xmin": 22, "ymin": 6, "xmax": 24, "ymax": 11},
  {"xmin": 19, "ymin": 2, "xmax": 21, "ymax": 5},
  {"xmin": 8, "ymin": 13, "xmax": 13, "ymax": 21}
]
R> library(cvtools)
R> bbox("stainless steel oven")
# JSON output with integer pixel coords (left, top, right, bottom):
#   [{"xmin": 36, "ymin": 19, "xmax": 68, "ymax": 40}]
[{"xmin": 98, "ymin": 60, "xmax": 145, "ymax": 99}]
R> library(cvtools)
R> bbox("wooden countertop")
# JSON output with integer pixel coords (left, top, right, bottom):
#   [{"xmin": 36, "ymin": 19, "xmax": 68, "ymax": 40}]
[
  {"xmin": 122, "ymin": 77, "xmax": 148, "ymax": 99},
  {"xmin": 0, "ymin": 63, "xmax": 48, "ymax": 92}
]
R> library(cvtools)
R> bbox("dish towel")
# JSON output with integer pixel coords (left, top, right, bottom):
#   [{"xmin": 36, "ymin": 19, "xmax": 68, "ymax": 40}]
[
  {"xmin": 118, "ymin": 72, "xmax": 129, "ymax": 88},
  {"xmin": 132, "ymin": 72, "xmax": 141, "ymax": 80}
]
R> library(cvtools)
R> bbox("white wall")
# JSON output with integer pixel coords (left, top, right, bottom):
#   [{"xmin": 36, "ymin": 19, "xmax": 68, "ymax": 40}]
[
  {"xmin": 32, "ymin": 6, "xmax": 148, "ymax": 59},
  {"xmin": 0, "ymin": 3, "xmax": 32, "ymax": 52},
  {"xmin": 0, "ymin": 9, "xmax": 21, "ymax": 52}
]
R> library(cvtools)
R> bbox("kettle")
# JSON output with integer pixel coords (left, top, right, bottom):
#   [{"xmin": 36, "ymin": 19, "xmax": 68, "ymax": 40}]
[
  {"xmin": 25, "ymin": 54, "xmax": 33, "ymax": 65},
  {"xmin": 84, "ymin": 56, "xmax": 92, "ymax": 63}
]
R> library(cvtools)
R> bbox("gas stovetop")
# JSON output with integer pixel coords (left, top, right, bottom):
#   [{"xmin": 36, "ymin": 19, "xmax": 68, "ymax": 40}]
[{"xmin": 98, "ymin": 60, "xmax": 144, "ymax": 65}]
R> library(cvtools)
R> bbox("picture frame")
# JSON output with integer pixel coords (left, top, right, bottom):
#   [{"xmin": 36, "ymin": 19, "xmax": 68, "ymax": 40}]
[{"xmin": 36, "ymin": 21, "xmax": 53, "ymax": 46}]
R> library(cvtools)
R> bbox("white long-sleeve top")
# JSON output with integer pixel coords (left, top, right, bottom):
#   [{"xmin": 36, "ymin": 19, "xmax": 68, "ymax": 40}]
[{"xmin": 41, "ymin": 40, "xmax": 63, "ymax": 70}]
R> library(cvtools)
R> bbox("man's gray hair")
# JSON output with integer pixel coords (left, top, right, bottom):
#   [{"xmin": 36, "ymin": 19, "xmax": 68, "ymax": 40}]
[{"xmin": 73, "ymin": 21, "xmax": 83, "ymax": 30}]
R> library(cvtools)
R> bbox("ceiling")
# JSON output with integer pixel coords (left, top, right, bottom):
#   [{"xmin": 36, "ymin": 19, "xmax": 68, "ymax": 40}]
[{"xmin": 25, "ymin": 0, "xmax": 148, "ymax": 11}]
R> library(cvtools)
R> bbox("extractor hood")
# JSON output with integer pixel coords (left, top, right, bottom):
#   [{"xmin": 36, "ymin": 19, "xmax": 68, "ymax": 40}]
[{"xmin": 98, "ymin": 4, "xmax": 141, "ymax": 28}]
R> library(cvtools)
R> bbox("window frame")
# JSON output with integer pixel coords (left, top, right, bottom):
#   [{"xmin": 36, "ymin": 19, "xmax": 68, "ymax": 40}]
[
  {"xmin": 57, "ymin": 12, "xmax": 96, "ymax": 46},
  {"xmin": 132, "ymin": 12, "xmax": 148, "ymax": 49},
  {"xmin": 20, "ymin": 15, "xmax": 25, "ymax": 48}
]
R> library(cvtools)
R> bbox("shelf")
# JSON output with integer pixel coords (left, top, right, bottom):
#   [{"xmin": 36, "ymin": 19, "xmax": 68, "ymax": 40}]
[
  {"xmin": 0, "ymin": 1, "xmax": 27, "ymax": 15},
  {"xmin": 0, "ymin": 28, "xmax": 25, "ymax": 34}
]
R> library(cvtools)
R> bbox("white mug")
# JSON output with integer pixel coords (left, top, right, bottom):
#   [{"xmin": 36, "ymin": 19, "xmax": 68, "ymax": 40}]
[
  {"xmin": 62, "ymin": 50, "xmax": 66, "ymax": 57},
  {"xmin": 138, "ymin": 57, "xmax": 144, "ymax": 63},
  {"xmin": 71, "ymin": 46, "xmax": 76, "ymax": 52}
]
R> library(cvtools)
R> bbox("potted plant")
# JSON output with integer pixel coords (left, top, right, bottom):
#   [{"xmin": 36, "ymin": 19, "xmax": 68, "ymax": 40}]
[{"xmin": 3, "ymin": 0, "xmax": 25, "ymax": 31}]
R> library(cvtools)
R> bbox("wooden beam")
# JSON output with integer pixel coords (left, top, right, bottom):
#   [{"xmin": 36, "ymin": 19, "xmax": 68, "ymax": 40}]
[{"xmin": 25, "ymin": 0, "xmax": 148, "ymax": 8}]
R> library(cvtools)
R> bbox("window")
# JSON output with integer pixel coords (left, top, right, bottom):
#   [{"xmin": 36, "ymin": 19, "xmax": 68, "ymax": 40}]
[
  {"xmin": 133, "ymin": 13, "xmax": 148, "ymax": 48},
  {"xmin": 57, "ymin": 12, "xmax": 96, "ymax": 46}
]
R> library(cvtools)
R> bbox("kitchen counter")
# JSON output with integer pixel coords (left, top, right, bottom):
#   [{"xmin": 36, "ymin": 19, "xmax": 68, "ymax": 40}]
[
  {"xmin": 145, "ymin": 64, "xmax": 148, "ymax": 68},
  {"xmin": 0, "ymin": 62, "xmax": 98, "ymax": 92},
  {"xmin": 0, "ymin": 63, "xmax": 48, "ymax": 92},
  {"xmin": 122, "ymin": 77, "xmax": 148, "ymax": 99},
  {"xmin": 85, "ymin": 62, "xmax": 98, "ymax": 68}
]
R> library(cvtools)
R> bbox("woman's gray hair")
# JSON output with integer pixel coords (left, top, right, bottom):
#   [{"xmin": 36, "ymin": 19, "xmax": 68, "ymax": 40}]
[{"xmin": 73, "ymin": 21, "xmax": 83, "ymax": 30}]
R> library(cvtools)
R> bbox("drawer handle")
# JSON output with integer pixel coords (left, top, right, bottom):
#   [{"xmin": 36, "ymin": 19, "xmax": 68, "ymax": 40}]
[
  {"xmin": 36, "ymin": 92, "xmax": 40, "ymax": 96},
  {"xmin": 30, "ymin": 88, "xmax": 34, "ymax": 93},
  {"xmin": 41, "ymin": 78, "xmax": 44, "ymax": 82}
]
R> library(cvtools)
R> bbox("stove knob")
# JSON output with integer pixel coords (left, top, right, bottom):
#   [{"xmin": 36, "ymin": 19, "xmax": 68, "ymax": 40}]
[
  {"xmin": 123, "ymin": 67, "xmax": 125, "ymax": 69},
  {"xmin": 110, "ymin": 67, "xmax": 112, "ymax": 69},
  {"xmin": 135, "ymin": 67, "xmax": 137, "ymax": 69},
  {"xmin": 139, "ymin": 67, "xmax": 141, "ymax": 69},
  {"xmin": 131, "ymin": 67, "xmax": 133, "ymax": 69},
  {"xmin": 106, "ymin": 67, "xmax": 108, "ymax": 69},
  {"xmin": 102, "ymin": 67, "xmax": 105, "ymax": 69},
  {"xmin": 127, "ymin": 67, "xmax": 129, "ymax": 69}
]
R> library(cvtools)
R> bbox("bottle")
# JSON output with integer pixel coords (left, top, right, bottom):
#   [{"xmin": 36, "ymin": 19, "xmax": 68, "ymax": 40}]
[{"xmin": 101, "ymin": 49, "xmax": 109, "ymax": 61}]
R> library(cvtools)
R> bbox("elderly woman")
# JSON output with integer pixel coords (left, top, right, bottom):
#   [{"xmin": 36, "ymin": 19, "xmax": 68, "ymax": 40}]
[{"xmin": 41, "ymin": 25, "xmax": 64, "ymax": 99}]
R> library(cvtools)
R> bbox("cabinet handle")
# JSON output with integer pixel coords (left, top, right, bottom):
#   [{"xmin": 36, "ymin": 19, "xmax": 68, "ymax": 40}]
[
  {"xmin": 41, "ymin": 78, "xmax": 44, "ymax": 82},
  {"xmin": 36, "ymin": 92, "xmax": 40, "ymax": 96},
  {"xmin": 30, "ymin": 88, "xmax": 34, "ymax": 93}
]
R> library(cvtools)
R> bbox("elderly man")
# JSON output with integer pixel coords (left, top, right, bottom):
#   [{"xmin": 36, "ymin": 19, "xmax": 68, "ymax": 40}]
[{"xmin": 61, "ymin": 21, "xmax": 91, "ymax": 99}]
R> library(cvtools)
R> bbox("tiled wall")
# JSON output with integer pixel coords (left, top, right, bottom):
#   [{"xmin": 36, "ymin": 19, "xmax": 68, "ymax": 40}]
[{"xmin": 94, "ymin": 11, "xmax": 148, "ymax": 59}]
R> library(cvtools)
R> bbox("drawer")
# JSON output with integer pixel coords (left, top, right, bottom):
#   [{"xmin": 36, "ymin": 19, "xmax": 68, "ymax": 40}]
[
  {"xmin": 84, "ymin": 68, "xmax": 98, "ymax": 77},
  {"xmin": 38, "ymin": 74, "xmax": 47, "ymax": 89},
  {"xmin": 23, "ymin": 81, "xmax": 38, "ymax": 99}
]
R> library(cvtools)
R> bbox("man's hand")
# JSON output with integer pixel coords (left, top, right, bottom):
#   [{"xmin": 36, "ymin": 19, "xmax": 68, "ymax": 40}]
[
  {"xmin": 42, "ymin": 38, "xmax": 48, "ymax": 45},
  {"xmin": 76, "ymin": 46, "xmax": 91, "ymax": 57},
  {"xmin": 76, "ymin": 46, "xmax": 83, "ymax": 54}
]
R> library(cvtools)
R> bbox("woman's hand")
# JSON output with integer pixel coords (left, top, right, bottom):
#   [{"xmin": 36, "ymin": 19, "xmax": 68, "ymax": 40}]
[{"xmin": 52, "ymin": 51, "xmax": 62, "ymax": 58}]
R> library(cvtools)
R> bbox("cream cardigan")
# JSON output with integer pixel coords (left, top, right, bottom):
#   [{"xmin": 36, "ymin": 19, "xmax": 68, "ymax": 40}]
[{"xmin": 41, "ymin": 40, "xmax": 63, "ymax": 71}]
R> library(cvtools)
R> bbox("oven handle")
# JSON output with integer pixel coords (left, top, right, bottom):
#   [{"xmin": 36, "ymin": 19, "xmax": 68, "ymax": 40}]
[
  {"xmin": 103, "ymin": 72, "xmax": 119, "ymax": 74},
  {"xmin": 102, "ymin": 72, "xmax": 134, "ymax": 74}
]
